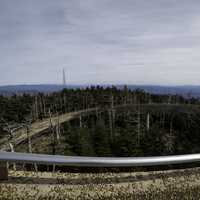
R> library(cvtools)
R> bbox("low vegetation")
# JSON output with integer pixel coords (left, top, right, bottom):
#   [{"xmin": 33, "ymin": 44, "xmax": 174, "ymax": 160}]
[{"xmin": 1, "ymin": 168, "xmax": 200, "ymax": 199}]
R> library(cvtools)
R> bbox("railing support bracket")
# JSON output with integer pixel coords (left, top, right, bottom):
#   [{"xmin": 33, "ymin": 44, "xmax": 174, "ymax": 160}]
[{"xmin": 0, "ymin": 162, "xmax": 8, "ymax": 180}]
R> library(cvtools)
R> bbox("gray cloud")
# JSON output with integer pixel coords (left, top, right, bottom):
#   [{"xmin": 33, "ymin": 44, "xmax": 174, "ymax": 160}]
[{"xmin": 0, "ymin": 0, "xmax": 200, "ymax": 85}]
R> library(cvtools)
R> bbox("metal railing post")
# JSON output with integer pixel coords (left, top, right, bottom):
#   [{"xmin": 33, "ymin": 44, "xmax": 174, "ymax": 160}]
[{"xmin": 0, "ymin": 162, "xmax": 8, "ymax": 180}]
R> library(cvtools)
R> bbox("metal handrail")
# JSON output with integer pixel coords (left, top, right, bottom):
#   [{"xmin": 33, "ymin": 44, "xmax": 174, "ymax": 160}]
[{"xmin": 1, "ymin": 151, "xmax": 200, "ymax": 167}]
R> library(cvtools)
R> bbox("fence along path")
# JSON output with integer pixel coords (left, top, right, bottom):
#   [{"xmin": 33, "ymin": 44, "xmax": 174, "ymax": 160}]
[{"xmin": 1, "ymin": 151, "xmax": 200, "ymax": 180}]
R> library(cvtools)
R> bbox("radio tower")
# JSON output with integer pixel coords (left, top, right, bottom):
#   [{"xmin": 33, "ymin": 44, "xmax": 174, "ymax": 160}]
[{"xmin": 63, "ymin": 68, "xmax": 66, "ymax": 86}]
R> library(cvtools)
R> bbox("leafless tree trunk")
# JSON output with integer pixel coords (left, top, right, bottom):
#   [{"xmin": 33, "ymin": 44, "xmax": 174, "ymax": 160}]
[
  {"xmin": 35, "ymin": 96, "xmax": 39, "ymax": 120},
  {"xmin": 108, "ymin": 110, "xmax": 113, "ymax": 141},
  {"xmin": 95, "ymin": 107, "xmax": 99, "ymax": 120},
  {"xmin": 146, "ymin": 112, "xmax": 150, "ymax": 131},
  {"xmin": 168, "ymin": 95, "xmax": 171, "ymax": 104},
  {"xmin": 9, "ymin": 143, "xmax": 16, "ymax": 170},
  {"xmin": 137, "ymin": 108, "xmax": 141, "ymax": 145},
  {"xmin": 26, "ymin": 126, "xmax": 32, "ymax": 153},
  {"xmin": 43, "ymin": 97, "xmax": 47, "ymax": 117},
  {"xmin": 110, "ymin": 95, "xmax": 116, "ymax": 141},
  {"xmin": 56, "ymin": 114, "xmax": 60, "ymax": 143},
  {"xmin": 148, "ymin": 94, "xmax": 152, "ymax": 104},
  {"xmin": 63, "ymin": 93, "xmax": 67, "ymax": 113},
  {"xmin": 25, "ymin": 125, "xmax": 38, "ymax": 172},
  {"xmin": 111, "ymin": 95, "xmax": 114, "ymax": 108},
  {"xmin": 9, "ymin": 142, "xmax": 14, "ymax": 152},
  {"xmin": 79, "ymin": 115, "xmax": 82, "ymax": 128},
  {"xmin": 170, "ymin": 118, "xmax": 173, "ymax": 136},
  {"xmin": 49, "ymin": 110, "xmax": 56, "ymax": 155},
  {"xmin": 52, "ymin": 164, "xmax": 56, "ymax": 173}
]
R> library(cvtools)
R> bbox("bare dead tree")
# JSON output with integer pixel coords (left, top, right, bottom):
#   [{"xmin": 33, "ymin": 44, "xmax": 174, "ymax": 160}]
[
  {"xmin": 56, "ymin": 114, "xmax": 60, "ymax": 143},
  {"xmin": 49, "ymin": 111, "xmax": 59, "ymax": 173},
  {"xmin": 148, "ymin": 94, "xmax": 152, "ymax": 104},
  {"xmin": 95, "ymin": 107, "xmax": 99, "ymax": 120},
  {"xmin": 43, "ymin": 97, "xmax": 47, "ymax": 117},
  {"xmin": 23, "ymin": 122, "xmax": 38, "ymax": 172},
  {"xmin": 168, "ymin": 95, "xmax": 172, "ymax": 104},
  {"xmin": 137, "ymin": 107, "xmax": 141, "ymax": 146},
  {"xmin": 108, "ymin": 95, "xmax": 116, "ymax": 141},
  {"xmin": 26, "ymin": 126, "xmax": 32, "ymax": 153},
  {"xmin": 79, "ymin": 115, "xmax": 82, "ymax": 128},
  {"xmin": 108, "ymin": 110, "xmax": 113, "ymax": 141},
  {"xmin": 49, "ymin": 109, "xmax": 56, "ymax": 155},
  {"xmin": 35, "ymin": 96, "xmax": 39, "ymax": 120},
  {"xmin": 8, "ymin": 142, "xmax": 16, "ymax": 170},
  {"xmin": 146, "ymin": 112, "xmax": 150, "ymax": 131},
  {"xmin": 63, "ymin": 93, "xmax": 67, "ymax": 113},
  {"xmin": 170, "ymin": 118, "xmax": 173, "ymax": 136}
]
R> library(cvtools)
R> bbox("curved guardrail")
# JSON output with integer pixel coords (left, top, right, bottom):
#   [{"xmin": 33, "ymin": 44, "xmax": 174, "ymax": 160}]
[{"xmin": 1, "ymin": 151, "xmax": 200, "ymax": 167}]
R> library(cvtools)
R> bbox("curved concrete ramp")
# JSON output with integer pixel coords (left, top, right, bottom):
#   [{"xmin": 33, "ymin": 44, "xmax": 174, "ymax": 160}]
[{"xmin": 0, "ymin": 108, "xmax": 98, "ymax": 150}]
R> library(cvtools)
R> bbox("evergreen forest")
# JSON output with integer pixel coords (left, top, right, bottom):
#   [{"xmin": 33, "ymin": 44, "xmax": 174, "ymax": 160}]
[{"xmin": 1, "ymin": 86, "xmax": 200, "ymax": 157}]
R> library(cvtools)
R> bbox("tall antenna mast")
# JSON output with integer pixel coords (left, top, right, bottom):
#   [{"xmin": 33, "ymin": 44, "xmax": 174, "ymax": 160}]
[{"xmin": 63, "ymin": 68, "xmax": 66, "ymax": 86}]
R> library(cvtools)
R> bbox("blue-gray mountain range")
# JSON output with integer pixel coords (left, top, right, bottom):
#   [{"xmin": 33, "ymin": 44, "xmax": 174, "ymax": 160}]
[{"xmin": 0, "ymin": 84, "xmax": 200, "ymax": 98}]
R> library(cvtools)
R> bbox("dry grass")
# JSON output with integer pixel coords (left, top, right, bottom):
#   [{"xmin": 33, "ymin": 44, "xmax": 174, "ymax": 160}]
[{"xmin": 1, "ymin": 168, "xmax": 200, "ymax": 199}]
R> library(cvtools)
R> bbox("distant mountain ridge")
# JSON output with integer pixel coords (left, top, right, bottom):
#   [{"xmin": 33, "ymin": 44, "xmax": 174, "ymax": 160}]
[
  {"xmin": 0, "ymin": 84, "xmax": 200, "ymax": 97},
  {"xmin": 0, "ymin": 84, "xmax": 83, "ymax": 95}
]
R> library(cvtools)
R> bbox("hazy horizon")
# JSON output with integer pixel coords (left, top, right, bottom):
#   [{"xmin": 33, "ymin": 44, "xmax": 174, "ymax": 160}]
[
  {"xmin": 1, "ymin": 1, "xmax": 200, "ymax": 85},
  {"xmin": 0, "ymin": 83, "xmax": 200, "ymax": 87}
]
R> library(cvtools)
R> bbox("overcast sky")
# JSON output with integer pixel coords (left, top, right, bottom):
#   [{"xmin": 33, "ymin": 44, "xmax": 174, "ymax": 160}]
[{"xmin": 1, "ymin": 0, "xmax": 200, "ymax": 86}]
